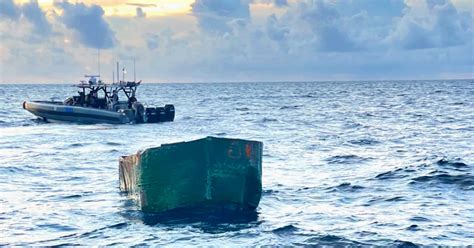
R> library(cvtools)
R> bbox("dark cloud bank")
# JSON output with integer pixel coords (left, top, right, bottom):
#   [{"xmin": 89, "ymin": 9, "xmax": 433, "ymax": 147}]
[
  {"xmin": 55, "ymin": 1, "xmax": 117, "ymax": 49},
  {"xmin": 0, "ymin": 0, "xmax": 52, "ymax": 37}
]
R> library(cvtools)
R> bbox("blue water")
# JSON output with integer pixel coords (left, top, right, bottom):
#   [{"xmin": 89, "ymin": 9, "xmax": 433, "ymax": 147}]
[{"xmin": 0, "ymin": 80, "xmax": 473, "ymax": 246}]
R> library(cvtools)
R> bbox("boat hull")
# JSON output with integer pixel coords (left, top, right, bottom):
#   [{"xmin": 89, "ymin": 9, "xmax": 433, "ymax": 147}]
[
  {"xmin": 119, "ymin": 137, "xmax": 263, "ymax": 213},
  {"xmin": 23, "ymin": 101, "xmax": 130, "ymax": 124}
]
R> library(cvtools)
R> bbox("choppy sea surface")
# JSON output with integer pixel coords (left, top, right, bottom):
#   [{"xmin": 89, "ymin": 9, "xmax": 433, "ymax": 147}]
[{"xmin": 0, "ymin": 80, "xmax": 473, "ymax": 246}]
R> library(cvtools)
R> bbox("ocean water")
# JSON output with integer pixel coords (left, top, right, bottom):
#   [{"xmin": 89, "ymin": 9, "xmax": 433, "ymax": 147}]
[{"xmin": 0, "ymin": 80, "xmax": 473, "ymax": 246}]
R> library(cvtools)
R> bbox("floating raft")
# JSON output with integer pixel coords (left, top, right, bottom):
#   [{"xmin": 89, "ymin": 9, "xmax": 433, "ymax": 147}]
[{"xmin": 119, "ymin": 136, "xmax": 263, "ymax": 213}]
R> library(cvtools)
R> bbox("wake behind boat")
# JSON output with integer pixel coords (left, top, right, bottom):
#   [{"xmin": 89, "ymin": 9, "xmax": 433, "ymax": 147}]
[{"xmin": 23, "ymin": 69, "xmax": 175, "ymax": 124}]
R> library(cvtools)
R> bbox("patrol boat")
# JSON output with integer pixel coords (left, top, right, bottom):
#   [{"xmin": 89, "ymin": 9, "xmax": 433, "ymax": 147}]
[{"xmin": 23, "ymin": 75, "xmax": 174, "ymax": 124}]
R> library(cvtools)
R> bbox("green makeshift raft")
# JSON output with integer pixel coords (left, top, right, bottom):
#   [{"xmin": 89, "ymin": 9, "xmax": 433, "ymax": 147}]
[{"xmin": 119, "ymin": 136, "xmax": 263, "ymax": 213}]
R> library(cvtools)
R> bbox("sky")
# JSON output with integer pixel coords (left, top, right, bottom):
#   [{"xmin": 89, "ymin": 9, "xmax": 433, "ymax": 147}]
[{"xmin": 0, "ymin": 0, "xmax": 472, "ymax": 83}]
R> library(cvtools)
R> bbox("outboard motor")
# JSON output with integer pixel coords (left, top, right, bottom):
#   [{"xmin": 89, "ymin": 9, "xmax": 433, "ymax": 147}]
[
  {"xmin": 164, "ymin": 104, "xmax": 175, "ymax": 122},
  {"xmin": 132, "ymin": 102, "xmax": 145, "ymax": 123},
  {"xmin": 145, "ymin": 107, "xmax": 159, "ymax": 123},
  {"xmin": 156, "ymin": 107, "xmax": 166, "ymax": 122},
  {"xmin": 141, "ymin": 104, "xmax": 175, "ymax": 123}
]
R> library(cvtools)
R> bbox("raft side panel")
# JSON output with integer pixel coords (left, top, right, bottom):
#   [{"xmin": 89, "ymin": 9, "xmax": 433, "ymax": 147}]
[
  {"xmin": 119, "ymin": 137, "xmax": 263, "ymax": 213},
  {"xmin": 206, "ymin": 137, "xmax": 263, "ymax": 209},
  {"xmin": 119, "ymin": 154, "xmax": 141, "ymax": 193},
  {"xmin": 139, "ymin": 139, "xmax": 208, "ymax": 212}
]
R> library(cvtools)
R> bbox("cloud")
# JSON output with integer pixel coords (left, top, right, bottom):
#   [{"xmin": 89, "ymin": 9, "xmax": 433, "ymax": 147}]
[
  {"xmin": 176, "ymin": 0, "xmax": 472, "ymax": 80},
  {"xmin": 136, "ymin": 7, "xmax": 146, "ymax": 18},
  {"xmin": 263, "ymin": 0, "xmax": 360, "ymax": 52},
  {"xmin": 126, "ymin": 3, "xmax": 156, "ymax": 8},
  {"xmin": 1, "ymin": 0, "xmax": 472, "ymax": 83},
  {"xmin": 254, "ymin": 0, "xmax": 288, "ymax": 7},
  {"xmin": 0, "ymin": 0, "xmax": 20, "ymax": 21},
  {"xmin": 274, "ymin": 0, "xmax": 288, "ymax": 7},
  {"xmin": 22, "ymin": 1, "xmax": 53, "ymax": 36},
  {"xmin": 145, "ymin": 29, "xmax": 174, "ymax": 50},
  {"xmin": 55, "ymin": 1, "xmax": 116, "ymax": 49},
  {"xmin": 146, "ymin": 33, "xmax": 159, "ymax": 50},
  {"xmin": 263, "ymin": 0, "xmax": 471, "ymax": 53},
  {"xmin": 191, "ymin": 0, "xmax": 251, "ymax": 33},
  {"xmin": 389, "ymin": 0, "xmax": 471, "ymax": 49},
  {"xmin": 300, "ymin": 1, "xmax": 358, "ymax": 52},
  {"xmin": 334, "ymin": 0, "xmax": 405, "ymax": 17},
  {"xmin": 266, "ymin": 14, "xmax": 289, "ymax": 42},
  {"xmin": 0, "ymin": 0, "xmax": 53, "ymax": 41},
  {"xmin": 126, "ymin": 0, "xmax": 471, "ymax": 82}
]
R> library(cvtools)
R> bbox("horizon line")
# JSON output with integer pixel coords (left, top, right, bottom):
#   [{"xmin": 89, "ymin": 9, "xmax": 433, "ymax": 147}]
[{"xmin": 1, "ymin": 78, "xmax": 473, "ymax": 85}]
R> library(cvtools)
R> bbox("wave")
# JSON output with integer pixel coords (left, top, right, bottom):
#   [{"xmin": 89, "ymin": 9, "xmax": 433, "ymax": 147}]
[
  {"xmin": 365, "ymin": 196, "xmax": 406, "ymax": 206},
  {"xmin": 68, "ymin": 143, "xmax": 87, "ymax": 148},
  {"xmin": 301, "ymin": 235, "xmax": 367, "ymax": 246},
  {"xmin": 343, "ymin": 122, "xmax": 365, "ymax": 129},
  {"xmin": 59, "ymin": 194, "xmax": 84, "ymax": 199},
  {"xmin": 348, "ymin": 138, "xmax": 380, "ymax": 146},
  {"xmin": 20, "ymin": 222, "xmax": 130, "ymax": 246},
  {"xmin": 326, "ymin": 182, "xmax": 365, "ymax": 192},
  {"xmin": 326, "ymin": 155, "xmax": 372, "ymax": 164},
  {"xmin": 0, "ymin": 166, "xmax": 26, "ymax": 173},
  {"xmin": 375, "ymin": 168, "xmax": 414, "ymax": 180},
  {"xmin": 104, "ymin": 142, "xmax": 123, "ymax": 146},
  {"xmin": 0, "ymin": 118, "xmax": 47, "ymax": 128},
  {"xmin": 279, "ymin": 105, "xmax": 302, "ymax": 110},
  {"xmin": 406, "ymin": 224, "xmax": 421, "ymax": 231},
  {"xmin": 374, "ymin": 156, "xmax": 473, "ymax": 190},
  {"xmin": 261, "ymin": 117, "xmax": 278, "ymax": 123},
  {"xmin": 384, "ymin": 196, "xmax": 406, "ymax": 202},
  {"xmin": 409, "ymin": 216, "xmax": 431, "ymax": 222},
  {"xmin": 235, "ymin": 107, "xmax": 249, "ymax": 111},
  {"xmin": 410, "ymin": 172, "xmax": 474, "ymax": 189},
  {"xmin": 262, "ymin": 189, "xmax": 279, "ymax": 196},
  {"xmin": 436, "ymin": 158, "xmax": 469, "ymax": 170},
  {"xmin": 272, "ymin": 224, "xmax": 299, "ymax": 235}
]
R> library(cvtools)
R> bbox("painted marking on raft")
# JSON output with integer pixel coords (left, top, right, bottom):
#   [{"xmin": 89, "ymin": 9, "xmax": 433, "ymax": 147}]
[
  {"xmin": 245, "ymin": 144, "xmax": 252, "ymax": 159},
  {"xmin": 228, "ymin": 142, "xmax": 242, "ymax": 159}
]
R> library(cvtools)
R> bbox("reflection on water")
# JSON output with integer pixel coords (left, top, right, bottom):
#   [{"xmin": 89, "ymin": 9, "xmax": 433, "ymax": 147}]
[{"xmin": 121, "ymin": 205, "xmax": 260, "ymax": 231}]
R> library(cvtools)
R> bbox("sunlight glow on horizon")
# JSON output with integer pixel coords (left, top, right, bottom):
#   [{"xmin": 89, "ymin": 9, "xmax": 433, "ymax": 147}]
[
  {"xmin": 14, "ymin": 0, "xmax": 194, "ymax": 17},
  {"xmin": 12, "ymin": 0, "xmax": 474, "ymax": 17}
]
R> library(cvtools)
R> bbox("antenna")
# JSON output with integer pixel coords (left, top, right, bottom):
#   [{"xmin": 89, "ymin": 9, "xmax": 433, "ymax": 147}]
[
  {"xmin": 98, "ymin": 48, "xmax": 101, "ymax": 79},
  {"xmin": 112, "ymin": 64, "xmax": 115, "ymax": 84},
  {"xmin": 122, "ymin": 67, "xmax": 126, "ymax": 82},
  {"xmin": 134, "ymin": 59, "xmax": 136, "ymax": 82},
  {"xmin": 116, "ymin": 62, "xmax": 119, "ymax": 83}
]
